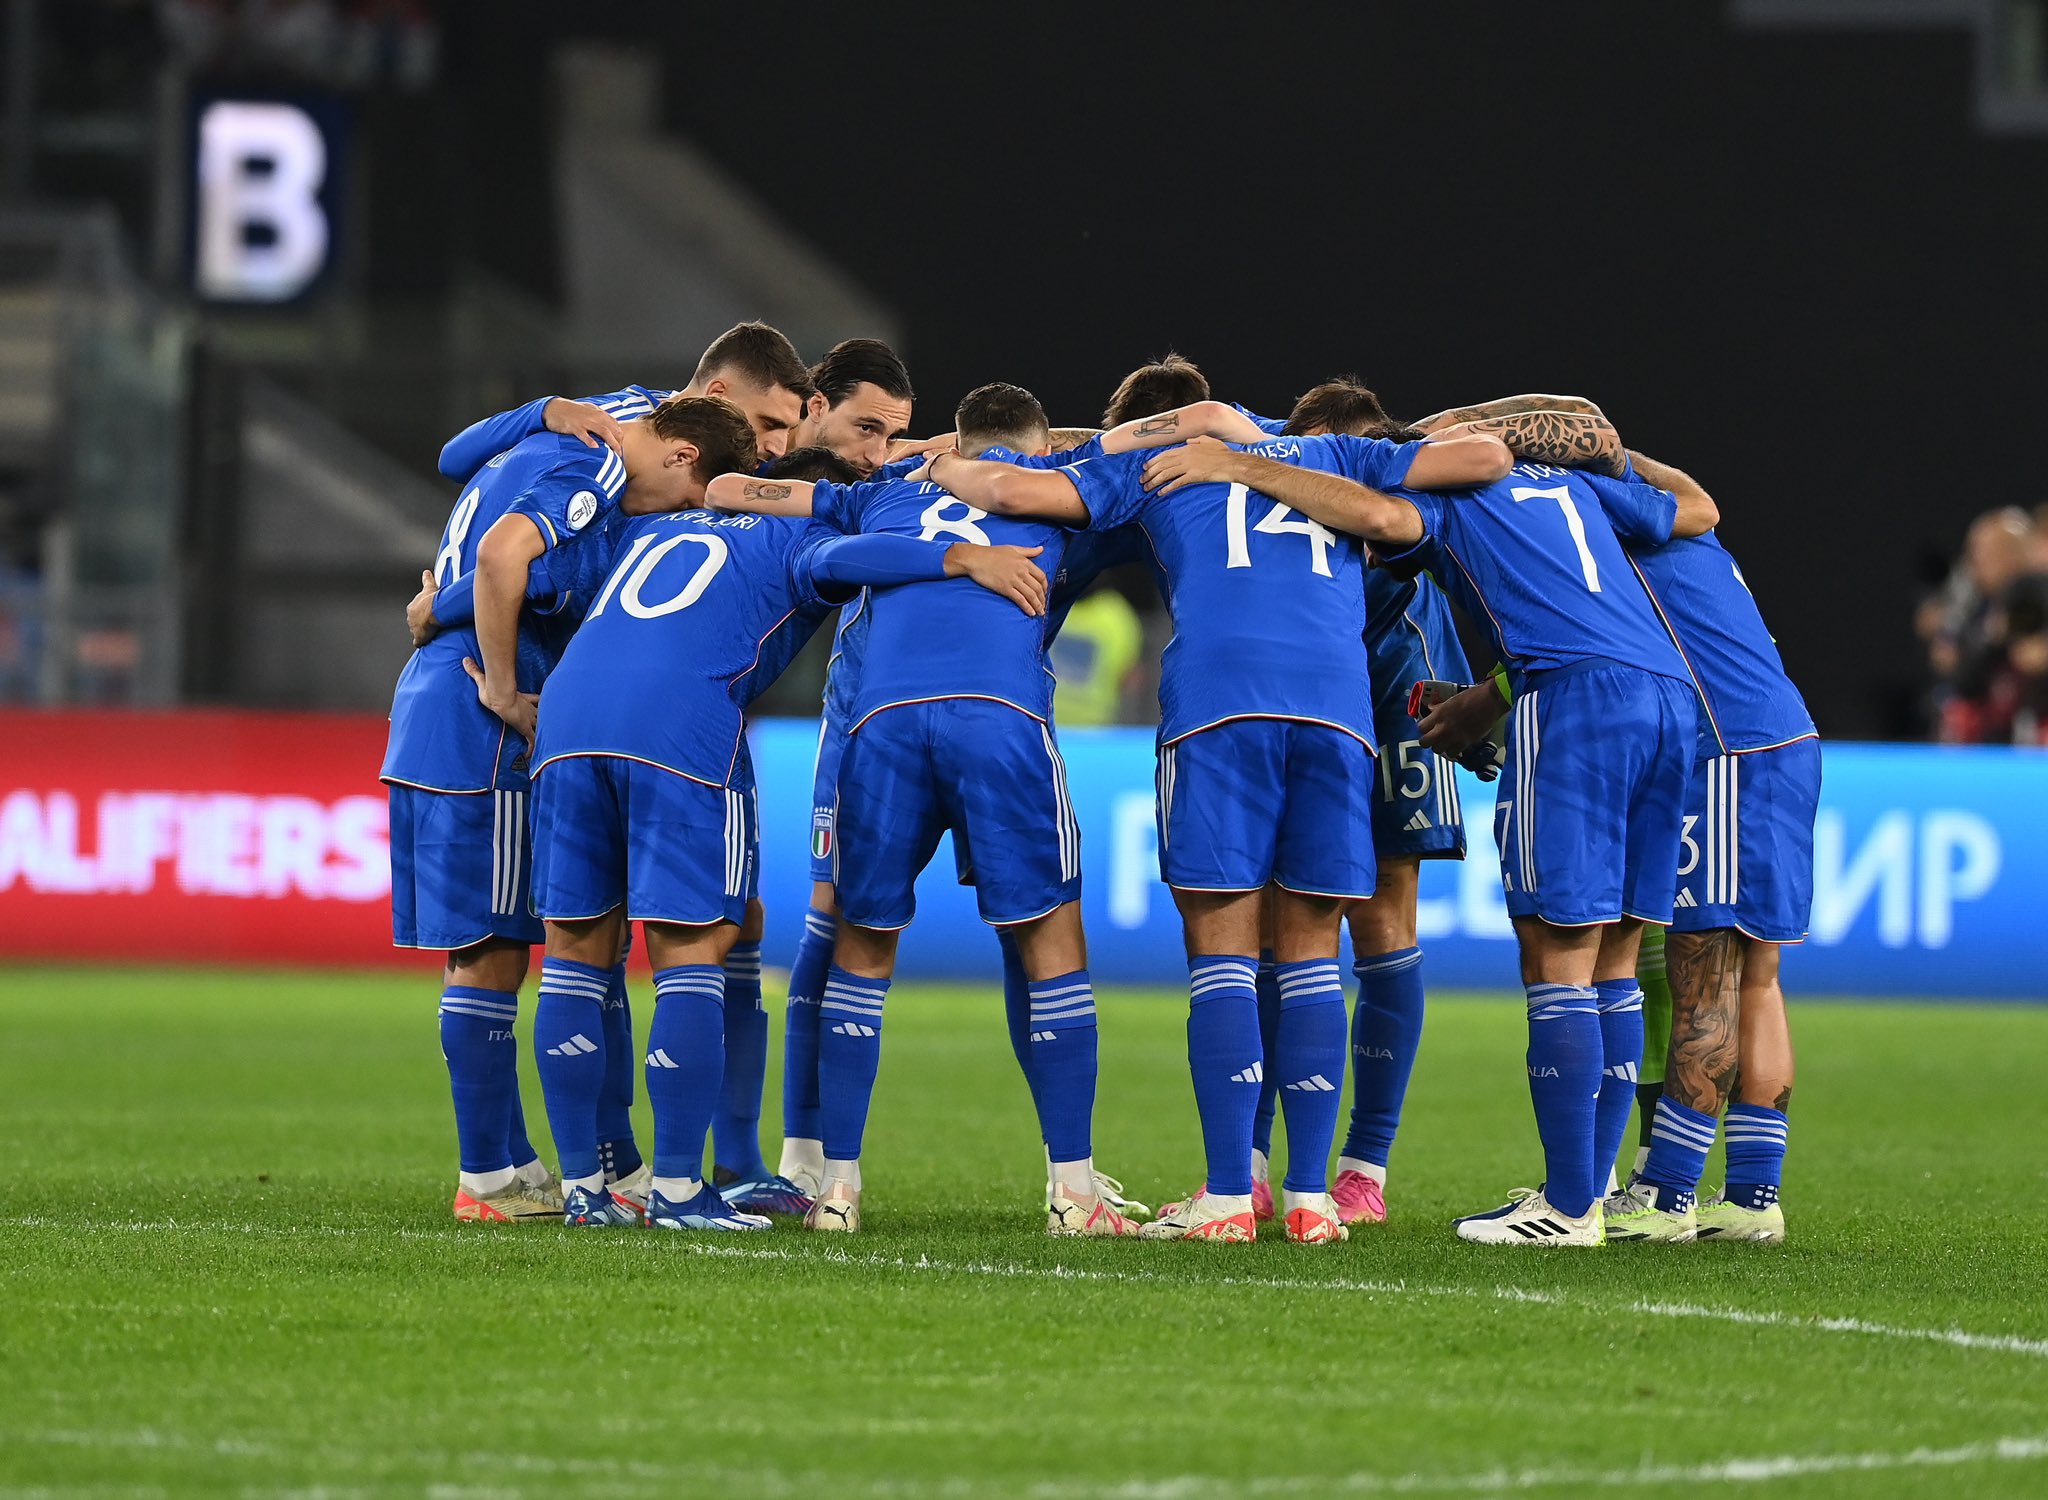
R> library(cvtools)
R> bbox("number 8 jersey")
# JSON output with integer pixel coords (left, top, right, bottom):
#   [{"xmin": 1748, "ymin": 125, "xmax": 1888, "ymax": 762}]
[{"xmin": 1058, "ymin": 434, "xmax": 1428, "ymax": 750}]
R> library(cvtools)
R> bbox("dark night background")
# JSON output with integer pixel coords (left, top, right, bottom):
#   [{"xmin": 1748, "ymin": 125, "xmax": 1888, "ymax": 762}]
[{"xmin": 440, "ymin": 1, "xmax": 2048, "ymax": 740}]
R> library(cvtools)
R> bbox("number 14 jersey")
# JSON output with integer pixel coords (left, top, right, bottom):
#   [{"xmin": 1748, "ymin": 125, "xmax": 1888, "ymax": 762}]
[{"xmin": 1058, "ymin": 434, "xmax": 1427, "ymax": 749}]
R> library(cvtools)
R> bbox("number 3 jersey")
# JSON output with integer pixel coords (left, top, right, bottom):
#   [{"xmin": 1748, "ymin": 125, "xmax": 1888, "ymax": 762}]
[
  {"xmin": 1056, "ymin": 433, "xmax": 1427, "ymax": 749},
  {"xmin": 380, "ymin": 431, "xmax": 627, "ymax": 794},
  {"xmin": 810, "ymin": 449, "xmax": 1072, "ymax": 729},
  {"xmin": 533, "ymin": 510, "xmax": 868, "ymax": 789}
]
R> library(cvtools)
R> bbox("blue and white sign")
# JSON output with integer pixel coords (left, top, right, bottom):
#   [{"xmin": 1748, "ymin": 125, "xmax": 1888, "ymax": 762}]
[{"xmin": 745, "ymin": 723, "xmax": 2047, "ymax": 1000}]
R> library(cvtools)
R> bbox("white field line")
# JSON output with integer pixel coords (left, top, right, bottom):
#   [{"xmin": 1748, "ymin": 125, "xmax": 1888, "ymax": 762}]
[
  {"xmin": 7, "ymin": 1425, "xmax": 2048, "ymax": 1497},
  {"xmin": 8, "ymin": 1214, "xmax": 2048, "ymax": 1364}
]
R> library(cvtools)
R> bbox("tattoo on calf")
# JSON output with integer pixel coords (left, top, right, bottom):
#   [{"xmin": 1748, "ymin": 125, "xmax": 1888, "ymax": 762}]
[{"xmin": 1666, "ymin": 929, "xmax": 1744, "ymax": 1113}]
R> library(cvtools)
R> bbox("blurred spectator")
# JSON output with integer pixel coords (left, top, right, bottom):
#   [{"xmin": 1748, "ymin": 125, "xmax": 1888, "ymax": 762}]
[
  {"xmin": 1050, "ymin": 587, "xmax": 1145, "ymax": 727},
  {"xmin": 1919, "ymin": 506, "xmax": 2048, "ymax": 745}
]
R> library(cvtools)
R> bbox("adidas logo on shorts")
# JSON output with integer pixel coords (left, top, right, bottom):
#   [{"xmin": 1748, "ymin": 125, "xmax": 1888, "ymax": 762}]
[
  {"xmin": 1675, "ymin": 889, "xmax": 1700, "ymax": 908},
  {"xmin": 1403, "ymin": 810, "xmax": 1433, "ymax": 831}
]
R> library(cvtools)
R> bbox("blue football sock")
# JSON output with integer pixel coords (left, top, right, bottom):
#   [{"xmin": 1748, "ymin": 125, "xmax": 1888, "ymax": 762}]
[
  {"xmin": 817, "ymin": 967, "xmax": 890, "ymax": 1161},
  {"xmin": 1187, "ymin": 956, "xmax": 1263, "ymax": 1197},
  {"xmin": 533, "ymin": 957, "xmax": 610, "ymax": 1184},
  {"xmin": 1525, "ymin": 982, "xmax": 1603, "ymax": 1217},
  {"xmin": 999, "ymin": 929, "xmax": 1038, "ymax": 1090},
  {"xmin": 779, "ymin": 907, "xmax": 834, "ymax": 1141},
  {"xmin": 595, "ymin": 962, "xmax": 640, "ymax": 1180},
  {"xmin": 1640, "ymin": 1095, "xmax": 1718, "ymax": 1211},
  {"xmin": 1722, "ymin": 1103, "xmax": 1789, "ymax": 1210},
  {"xmin": 1341, "ymin": 947, "xmax": 1426, "ymax": 1168},
  {"xmin": 712, "ymin": 942, "xmax": 769, "ymax": 1180},
  {"xmin": 1594, "ymin": 979, "xmax": 1646, "ymax": 1189},
  {"xmin": 646, "ymin": 965, "xmax": 727, "ymax": 1182},
  {"xmin": 1025, "ymin": 970, "xmax": 1097, "ymax": 1163},
  {"xmin": 1272, "ymin": 959, "xmax": 1348, "ymax": 1193},
  {"xmin": 505, "ymin": 1087, "xmax": 537, "ymax": 1170},
  {"xmin": 439, "ymin": 985, "xmax": 517, "ymax": 1175},
  {"xmin": 1250, "ymin": 950, "xmax": 1280, "ymax": 1159}
]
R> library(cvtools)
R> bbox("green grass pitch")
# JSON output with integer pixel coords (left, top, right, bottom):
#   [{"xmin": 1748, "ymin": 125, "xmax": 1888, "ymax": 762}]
[{"xmin": 5, "ymin": 966, "xmax": 2047, "ymax": 1498}]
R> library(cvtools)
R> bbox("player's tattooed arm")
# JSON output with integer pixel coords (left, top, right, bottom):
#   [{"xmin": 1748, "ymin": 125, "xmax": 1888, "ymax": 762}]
[
  {"xmin": 1431, "ymin": 412, "xmax": 1627, "ymax": 478},
  {"xmin": 703, "ymin": 473, "xmax": 819, "ymax": 517},
  {"xmin": 1411, "ymin": 393, "xmax": 1605, "ymax": 434},
  {"xmin": 1100, "ymin": 400, "xmax": 1269, "ymax": 455},
  {"xmin": 1627, "ymin": 450, "xmax": 1720, "ymax": 536},
  {"xmin": 1143, "ymin": 440, "xmax": 1426, "ymax": 547},
  {"xmin": 1047, "ymin": 427, "xmax": 1103, "ymax": 453},
  {"xmin": 1664, "ymin": 930, "xmax": 1744, "ymax": 1114}
]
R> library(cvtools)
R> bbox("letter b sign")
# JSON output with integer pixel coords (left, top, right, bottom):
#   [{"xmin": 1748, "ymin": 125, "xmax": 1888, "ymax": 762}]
[{"xmin": 196, "ymin": 101, "xmax": 333, "ymax": 302}]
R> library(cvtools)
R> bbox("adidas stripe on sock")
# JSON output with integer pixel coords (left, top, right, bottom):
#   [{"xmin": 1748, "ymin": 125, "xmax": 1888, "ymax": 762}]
[
  {"xmin": 439, "ymin": 985, "xmax": 518, "ymax": 1178},
  {"xmin": 1723, "ymin": 1102, "xmax": 1790, "ymax": 1210},
  {"xmin": 818, "ymin": 968, "xmax": 890, "ymax": 1162},
  {"xmin": 1024, "ymin": 969, "xmax": 1098, "ymax": 1163},
  {"xmin": 1272, "ymin": 958, "xmax": 1347, "ymax": 1194},
  {"xmin": 1524, "ymin": 982, "xmax": 1602, "ymax": 1218},
  {"xmin": 1187, "ymin": 956, "xmax": 1263, "ymax": 1198},
  {"xmin": 1593, "ymin": 979, "xmax": 1646, "ymax": 1194},
  {"xmin": 780, "ymin": 906, "xmax": 835, "ymax": 1142},
  {"xmin": 646, "ymin": 965, "xmax": 725, "ymax": 1181},
  {"xmin": 534, "ymin": 957, "xmax": 612, "ymax": 1184},
  {"xmin": 1640, "ymin": 1094, "xmax": 1718, "ymax": 1212}
]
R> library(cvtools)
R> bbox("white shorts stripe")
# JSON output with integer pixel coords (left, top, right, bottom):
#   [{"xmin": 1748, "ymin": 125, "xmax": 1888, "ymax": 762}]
[{"xmin": 1040, "ymin": 724, "xmax": 1080, "ymax": 883}]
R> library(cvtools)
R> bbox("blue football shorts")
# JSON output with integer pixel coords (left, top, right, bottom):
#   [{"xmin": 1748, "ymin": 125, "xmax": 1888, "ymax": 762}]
[
  {"xmin": 1671, "ymin": 736, "xmax": 1822, "ymax": 942},
  {"xmin": 835, "ymin": 699, "xmax": 1080, "ymax": 930},
  {"xmin": 1156, "ymin": 717, "xmax": 1377, "ymax": 899},
  {"xmin": 388, "ymin": 782, "xmax": 544, "ymax": 950},
  {"xmin": 1368, "ymin": 609, "xmax": 1468, "ymax": 862},
  {"xmin": 807, "ymin": 715, "xmax": 849, "ymax": 886},
  {"xmin": 530, "ymin": 754, "xmax": 752, "ymax": 927},
  {"xmin": 1494, "ymin": 662, "xmax": 1698, "ymax": 927}
]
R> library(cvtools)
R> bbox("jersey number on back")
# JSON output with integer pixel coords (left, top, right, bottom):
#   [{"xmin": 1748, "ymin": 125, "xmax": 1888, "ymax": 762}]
[
  {"xmin": 1510, "ymin": 485, "xmax": 1601, "ymax": 592},
  {"xmin": 1225, "ymin": 482, "xmax": 1336, "ymax": 577},
  {"xmin": 587, "ymin": 533, "xmax": 731, "ymax": 620},
  {"xmin": 434, "ymin": 488, "xmax": 482, "ymax": 587},
  {"xmin": 917, "ymin": 496, "xmax": 992, "ymax": 546}
]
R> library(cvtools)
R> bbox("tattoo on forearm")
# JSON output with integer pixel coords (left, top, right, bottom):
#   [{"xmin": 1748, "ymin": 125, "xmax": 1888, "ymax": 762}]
[
  {"xmin": 1047, "ymin": 427, "xmax": 1102, "ymax": 452},
  {"xmin": 741, "ymin": 481, "xmax": 793, "ymax": 503},
  {"xmin": 1466, "ymin": 411, "xmax": 1626, "ymax": 477},
  {"xmin": 1665, "ymin": 930, "xmax": 1744, "ymax": 1112},
  {"xmin": 1130, "ymin": 415, "xmax": 1179, "ymax": 438},
  {"xmin": 1425, "ymin": 394, "xmax": 1604, "ymax": 429}
]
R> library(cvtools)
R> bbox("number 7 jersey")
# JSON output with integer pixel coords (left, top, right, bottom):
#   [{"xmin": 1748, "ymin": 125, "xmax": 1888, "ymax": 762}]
[{"xmin": 1058, "ymin": 434, "xmax": 1427, "ymax": 748}]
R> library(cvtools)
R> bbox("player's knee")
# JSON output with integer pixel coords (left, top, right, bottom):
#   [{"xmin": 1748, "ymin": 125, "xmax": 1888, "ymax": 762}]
[
  {"xmin": 834, "ymin": 922, "xmax": 898, "ymax": 978},
  {"xmin": 739, "ymin": 898, "xmax": 766, "ymax": 943},
  {"xmin": 810, "ymin": 881, "xmax": 840, "ymax": 917},
  {"xmin": 446, "ymin": 938, "xmax": 530, "ymax": 992}
]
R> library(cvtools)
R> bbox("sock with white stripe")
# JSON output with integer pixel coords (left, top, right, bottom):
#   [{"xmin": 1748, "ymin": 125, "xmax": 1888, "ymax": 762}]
[
  {"xmin": 712, "ymin": 942, "xmax": 769, "ymax": 1181},
  {"xmin": 440, "ymin": 986, "xmax": 517, "ymax": 1185},
  {"xmin": 1723, "ymin": 1103, "xmax": 1789, "ymax": 1211},
  {"xmin": 1250, "ymin": 951, "xmax": 1281, "ymax": 1160},
  {"xmin": 1340, "ymin": 946, "xmax": 1427, "ymax": 1172},
  {"xmin": 1272, "ymin": 959, "xmax": 1348, "ymax": 1194},
  {"xmin": 646, "ymin": 965, "xmax": 726, "ymax": 1182},
  {"xmin": 1024, "ymin": 970, "xmax": 1097, "ymax": 1164},
  {"xmin": 1187, "ymin": 955, "xmax": 1263, "ymax": 1198},
  {"xmin": 1593, "ymin": 979, "xmax": 1646, "ymax": 1194},
  {"xmin": 1639, "ymin": 1095, "xmax": 1717, "ymax": 1211},
  {"xmin": 595, "ymin": 962, "xmax": 641, "ymax": 1181},
  {"xmin": 818, "ymin": 967, "xmax": 890, "ymax": 1163},
  {"xmin": 1000, "ymin": 931, "xmax": 1040, "ymax": 1122},
  {"xmin": 1525, "ymin": 982, "xmax": 1602, "ymax": 1218},
  {"xmin": 780, "ymin": 906, "xmax": 835, "ymax": 1145},
  {"xmin": 533, "ymin": 958, "xmax": 612, "ymax": 1187}
]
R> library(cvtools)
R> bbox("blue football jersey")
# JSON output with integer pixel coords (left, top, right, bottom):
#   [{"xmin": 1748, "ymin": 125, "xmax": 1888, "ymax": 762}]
[
  {"xmin": 1590, "ymin": 476, "xmax": 1815, "ymax": 754},
  {"xmin": 814, "ymin": 448, "xmax": 1070, "ymax": 728},
  {"xmin": 1060, "ymin": 433, "xmax": 1425, "ymax": 746},
  {"xmin": 1378, "ymin": 462, "xmax": 1692, "ymax": 688},
  {"xmin": 535, "ymin": 511, "xmax": 874, "ymax": 787},
  {"xmin": 439, "ymin": 384, "xmax": 675, "ymax": 484},
  {"xmin": 381, "ymin": 432, "xmax": 629, "ymax": 793}
]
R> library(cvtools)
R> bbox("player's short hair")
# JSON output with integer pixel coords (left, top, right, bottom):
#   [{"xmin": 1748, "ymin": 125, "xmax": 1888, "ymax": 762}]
[
  {"xmin": 766, "ymin": 445, "xmax": 865, "ymax": 485},
  {"xmin": 692, "ymin": 321, "xmax": 815, "ymax": 400},
  {"xmin": 648, "ymin": 395, "xmax": 759, "ymax": 481},
  {"xmin": 1283, "ymin": 378, "xmax": 1393, "ymax": 437},
  {"xmin": 810, "ymin": 338, "xmax": 914, "ymax": 407},
  {"xmin": 1101, "ymin": 354, "xmax": 1210, "ymax": 427},
  {"xmin": 955, "ymin": 382, "xmax": 1050, "ymax": 454}
]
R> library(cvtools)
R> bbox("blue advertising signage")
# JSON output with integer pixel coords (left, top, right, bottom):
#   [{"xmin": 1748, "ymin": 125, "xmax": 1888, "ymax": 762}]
[{"xmin": 745, "ymin": 722, "xmax": 2047, "ymax": 1001}]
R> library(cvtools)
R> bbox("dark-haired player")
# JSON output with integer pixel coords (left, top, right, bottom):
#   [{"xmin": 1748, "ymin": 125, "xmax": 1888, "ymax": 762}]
[
  {"xmin": 925, "ymin": 408, "xmax": 1511, "ymax": 1243},
  {"xmin": 523, "ymin": 418, "xmax": 1049, "ymax": 1230},
  {"xmin": 382, "ymin": 395, "xmax": 761, "ymax": 1222},
  {"xmin": 711, "ymin": 384, "xmax": 1141, "ymax": 1239},
  {"xmin": 1139, "ymin": 423, "xmax": 1711, "ymax": 1246}
]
